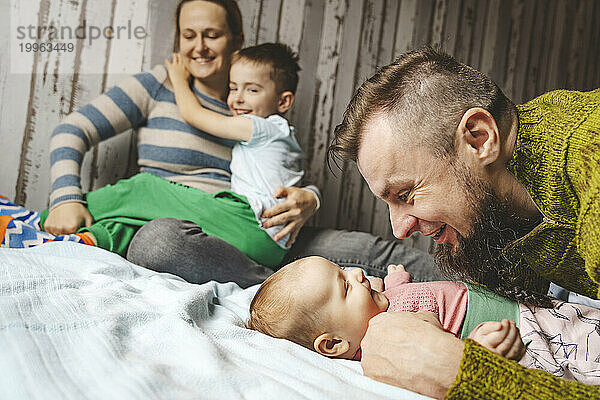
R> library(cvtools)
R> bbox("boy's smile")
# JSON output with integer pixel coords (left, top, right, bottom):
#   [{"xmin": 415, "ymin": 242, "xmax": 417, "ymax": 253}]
[{"xmin": 227, "ymin": 60, "xmax": 281, "ymax": 118}]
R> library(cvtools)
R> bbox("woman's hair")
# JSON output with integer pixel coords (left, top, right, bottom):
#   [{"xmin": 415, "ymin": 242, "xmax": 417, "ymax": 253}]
[
  {"xmin": 173, "ymin": 0, "xmax": 244, "ymax": 52},
  {"xmin": 247, "ymin": 259, "xmax": 323, "ymax": 351}
]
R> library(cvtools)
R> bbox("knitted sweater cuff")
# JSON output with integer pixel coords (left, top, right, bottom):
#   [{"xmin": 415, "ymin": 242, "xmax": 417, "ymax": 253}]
[{"xmin": 446, "ymin": 339, "xmax": 596, "ymax": 400}]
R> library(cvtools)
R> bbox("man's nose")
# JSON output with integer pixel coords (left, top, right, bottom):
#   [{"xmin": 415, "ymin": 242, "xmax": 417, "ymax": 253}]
[{"xmin": 389, "ymin": 205, "xmax": 418, "ymax": 239}]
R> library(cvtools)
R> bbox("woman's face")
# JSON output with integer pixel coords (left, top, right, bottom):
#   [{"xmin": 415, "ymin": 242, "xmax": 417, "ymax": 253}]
[{"xmin": 178, "ymin": 1, "xmax": 237, "ymax": 82}]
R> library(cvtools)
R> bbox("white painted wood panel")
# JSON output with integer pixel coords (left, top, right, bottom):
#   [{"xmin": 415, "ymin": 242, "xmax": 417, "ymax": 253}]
[
  {"xmin": 1, "ymin": 0, "xmax": 598, "ymax": 251},
  {"xmin": 0, "ymin": 0, "xmax": 35, "ymax": 202},
  {"xmin": 13, "ymin": 0, "xmax": 86, "ymax": 209}
]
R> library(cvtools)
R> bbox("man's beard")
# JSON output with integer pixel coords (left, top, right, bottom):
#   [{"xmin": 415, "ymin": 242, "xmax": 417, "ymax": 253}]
[{"xmin": 434, "ymin": 170, "xmax": 551, "ymax": 307}]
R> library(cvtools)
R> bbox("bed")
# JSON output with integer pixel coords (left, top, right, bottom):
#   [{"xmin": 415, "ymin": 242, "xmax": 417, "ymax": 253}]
[{"xmin": 0, "ymin": 242, "xmax": 430, "ymax": 399}]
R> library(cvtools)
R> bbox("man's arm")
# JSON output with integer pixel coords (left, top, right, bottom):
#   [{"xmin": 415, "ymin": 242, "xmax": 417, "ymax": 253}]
[
  {"xmin": 574, "ymin": 141, "xmax": 600, "ymax": 297},
  {"xmin": 165, "ymin": 54, "xmax": 252, "ymax": 142},
  {"xmin": 360, "ymin": 312, "xmax": 600, "ymax": 399}
]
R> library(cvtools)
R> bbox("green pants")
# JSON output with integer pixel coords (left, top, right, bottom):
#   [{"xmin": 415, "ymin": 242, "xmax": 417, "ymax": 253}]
[{"xmin": 40, "ymin": 173, "xmax": 287, "ymax": 267}]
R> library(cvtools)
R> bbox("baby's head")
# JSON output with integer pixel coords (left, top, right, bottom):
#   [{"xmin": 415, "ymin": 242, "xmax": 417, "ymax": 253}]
[
  {"xmin": 248, "ymin": 256, "xmax": 389, "ymax": 359},
  {"xmin": 227, "ymin": 42, "xmax": 300, "ymax": 118}
]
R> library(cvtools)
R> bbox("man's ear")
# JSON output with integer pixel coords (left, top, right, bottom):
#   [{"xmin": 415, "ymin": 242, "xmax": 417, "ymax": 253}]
[
  {"xmin": 277, "ymin": 91, "xmax": 295, "ymax": 114},
  {"xmin": 313, "ymin": 333, "xmax": 350, "ymax": 357},
  {"xmin": 455, "ymin": 107, "xmax": 501, "ymax": 166}
]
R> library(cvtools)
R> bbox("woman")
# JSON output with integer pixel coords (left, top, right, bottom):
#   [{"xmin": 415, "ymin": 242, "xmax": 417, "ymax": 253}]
[{"xmin": 43, "ymin": 0, "xmax": 438, "ymax": 287}]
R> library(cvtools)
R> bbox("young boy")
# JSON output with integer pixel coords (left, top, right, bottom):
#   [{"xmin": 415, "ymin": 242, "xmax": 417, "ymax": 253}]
[
  {"xmin": 165, "ymin": 43, "xmax": 304, "ymax": 253},
  {"xmin": 248, "ymin": 256, "xmax": 600, "ymax": 384}
]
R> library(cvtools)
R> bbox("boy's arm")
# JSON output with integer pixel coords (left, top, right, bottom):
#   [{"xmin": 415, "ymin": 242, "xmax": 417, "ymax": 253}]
[{"xmin": 166, "ymin": 54, "xmax": 252, "ymax": 142}]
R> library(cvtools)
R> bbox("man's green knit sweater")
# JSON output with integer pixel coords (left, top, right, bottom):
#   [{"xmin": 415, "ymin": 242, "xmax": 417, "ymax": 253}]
[{"xmin": 448, "ymin": 89, "xmax": 600, "ymax": 399}]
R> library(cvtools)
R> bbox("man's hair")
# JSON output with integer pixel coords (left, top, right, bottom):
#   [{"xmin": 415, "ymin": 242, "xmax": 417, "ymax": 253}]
[
  {"xmin": 247, "ymin": 259, "xmax": 322, "ymax": 351},
  {"xmin": 233, "ymin": 43, "xmax": 301, "ymax": 94},
  {"xmin": 328, "ymin": 46, "xmax": 516, "ymax": 166}
]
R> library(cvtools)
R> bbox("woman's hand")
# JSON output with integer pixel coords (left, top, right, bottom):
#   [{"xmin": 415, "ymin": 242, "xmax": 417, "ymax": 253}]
[
  {"xmin": 261, "ymin": 186, "xmax": 318, "ymax": 247},
  {"xmin": 468, "ymin": 319, "xmax": 525, "ymax": 361},
  {"xmin": 44, "ymin": 202, "xmax": 93, "ymax": 235},
  {"xmin": 361, "ymin": 311, "xmax": 463, "ymax": 400},
  {"xmin": 165, "ymin": 53, "xmax": 190, "ymax": 87}
]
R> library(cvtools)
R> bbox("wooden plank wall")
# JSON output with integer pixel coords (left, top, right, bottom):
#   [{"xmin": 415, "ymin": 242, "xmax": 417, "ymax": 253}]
[{"xmin": 1, "ymin": 0, "xmax": 599, "ymax": 252}]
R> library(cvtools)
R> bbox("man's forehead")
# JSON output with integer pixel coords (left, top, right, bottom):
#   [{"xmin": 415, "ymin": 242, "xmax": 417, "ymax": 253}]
[{"xmin": 357, "ymin": 114, "xmax": 412, "ymax": 195}]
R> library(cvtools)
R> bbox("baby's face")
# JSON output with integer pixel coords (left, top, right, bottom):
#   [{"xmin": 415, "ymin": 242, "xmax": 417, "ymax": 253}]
[
  {"xmin": 295, "ymin": 257, "xmax": 389, "ymax": 357},
  {"xmin": 227, "ymin": 60, "xmax": 281, "ymax": 118}
]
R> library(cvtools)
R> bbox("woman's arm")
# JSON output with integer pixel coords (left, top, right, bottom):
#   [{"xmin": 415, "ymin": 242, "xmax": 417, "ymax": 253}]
[
  {"xmin": 165, "ymin": 54, "xmax": 252, "ymax": 142},
  {"xmin": 260, "ymin": 186, "xmax": 319, "ymax": 247},
  {"xmin": 45, "ymin": 66, "xmax": 162, "ymax": 234}
]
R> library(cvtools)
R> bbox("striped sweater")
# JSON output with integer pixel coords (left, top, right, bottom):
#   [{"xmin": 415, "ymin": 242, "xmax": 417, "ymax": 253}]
[{"xmin": 50, "ymin": 65, "xmax": 320, "ymax": 210}]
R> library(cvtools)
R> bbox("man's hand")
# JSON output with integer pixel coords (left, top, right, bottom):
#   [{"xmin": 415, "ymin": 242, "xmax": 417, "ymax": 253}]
[
  {"xmin": 261, "ymin": 186, "xmax": 318, "ymax": 247},
  {"xmin": 361, "ymin": 311, "xmax": 464, "ymax": 400},
  {"xmin": 468, "ymin": 319, "xmax": 525, "ymax": 361},
  {"xmin": 44, "ymin": 202, "xmax": 93, "ymax": 235}
]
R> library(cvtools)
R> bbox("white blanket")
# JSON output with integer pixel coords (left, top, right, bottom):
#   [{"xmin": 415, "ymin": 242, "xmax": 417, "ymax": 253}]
[{"xmin": 0, "ymin": 242, "xmax": 429, "ymax": 399}]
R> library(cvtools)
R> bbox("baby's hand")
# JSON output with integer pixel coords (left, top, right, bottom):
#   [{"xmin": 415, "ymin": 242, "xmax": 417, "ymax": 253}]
[
  {"xmin": 469, "ymin": 319, "xmax": 525, "ymax": 361},
  {"xmin": 367, "ymin": 276, "xmax": 384, "ymax": 292},
  {"xmin": 165, "ymin": 53, "xmax": 190, "ymax": 86},
  {"xmin": 387, "ymin": 264, "xmax": 406, "ymax": 274}
]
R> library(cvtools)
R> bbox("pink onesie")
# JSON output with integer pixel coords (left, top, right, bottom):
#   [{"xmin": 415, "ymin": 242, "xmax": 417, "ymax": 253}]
[
  {"xmin": 353, "ymin": 272, "xmax": 468, "ymax": 361},
  {"xmin": 382, "ymin": 271, "xmax": 468, "ymax": 336},
  {"xmin": 355, "ymin": 272, "xmax": 600, "ymax": 385}
]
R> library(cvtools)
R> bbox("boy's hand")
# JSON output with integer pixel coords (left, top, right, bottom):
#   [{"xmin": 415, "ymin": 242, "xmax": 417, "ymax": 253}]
[
  {"xmin": 468, "ymin": 319, "xmax": 525, "ymax": 361},
  {"xmin": 165, "ymin": 53, "xmax": 190, "ymax": 87},
  {"xmin": 387, "ymin": 264, "xmax": 406, "ymax": 274}
]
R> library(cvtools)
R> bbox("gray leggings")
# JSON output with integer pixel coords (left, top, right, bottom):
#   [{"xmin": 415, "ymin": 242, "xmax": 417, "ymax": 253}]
[{"xmin": 126, "ymin": 218, "xmax": 442, "ymax": 288}]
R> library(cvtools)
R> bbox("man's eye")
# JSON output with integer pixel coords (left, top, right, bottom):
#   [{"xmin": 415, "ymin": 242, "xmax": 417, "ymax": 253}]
[{"xmin": 229, "ymin": 87, "xmax": 237, "ymax": 91}]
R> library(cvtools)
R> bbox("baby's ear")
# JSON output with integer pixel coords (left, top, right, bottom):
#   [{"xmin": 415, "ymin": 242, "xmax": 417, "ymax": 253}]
[{"xmin": 313, "ymin": 333, "xmax": 350, "ymax": 357}]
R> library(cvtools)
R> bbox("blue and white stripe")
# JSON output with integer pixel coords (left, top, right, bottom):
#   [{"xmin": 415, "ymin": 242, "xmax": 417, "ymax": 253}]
[{"xmin": 49, "ymin": 65, "xmax": 234, "ymax": 209}]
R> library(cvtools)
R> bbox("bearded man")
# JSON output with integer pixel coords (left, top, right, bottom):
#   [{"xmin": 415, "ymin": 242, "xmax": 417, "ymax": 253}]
[{"xmin": 329, "ymin": 46, "xmax": 599, "ymax": 399}]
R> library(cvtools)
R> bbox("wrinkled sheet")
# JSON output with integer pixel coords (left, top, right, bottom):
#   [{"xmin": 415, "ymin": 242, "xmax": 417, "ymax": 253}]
[{"xmin": 0, "ymin": 242, "xmax": 429, "ymax": 399}]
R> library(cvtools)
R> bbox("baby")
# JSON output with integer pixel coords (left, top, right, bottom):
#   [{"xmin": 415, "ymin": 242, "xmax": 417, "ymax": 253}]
[
  {"xmin": 249, "ymin": 256, "xmax": 600, "ymax": 384},
  {"xmin": 166, "ymin": 42, "xmax": 306, "ymax": 256}
]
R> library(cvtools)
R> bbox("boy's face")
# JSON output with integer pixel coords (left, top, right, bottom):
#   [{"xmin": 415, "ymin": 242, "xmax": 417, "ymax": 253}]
[
  {"xmin": 297, "ymin": 257, "xmax": 389, "ymax": 358},
  {"xmin": 227, "ymin": 60, "xmax": 281, "ymax": 118}
]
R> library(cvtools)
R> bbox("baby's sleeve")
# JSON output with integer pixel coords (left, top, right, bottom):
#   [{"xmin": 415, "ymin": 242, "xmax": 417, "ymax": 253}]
[{"xmin": 384, "ymin": 270, "xmax": 412, "ymax": 289}]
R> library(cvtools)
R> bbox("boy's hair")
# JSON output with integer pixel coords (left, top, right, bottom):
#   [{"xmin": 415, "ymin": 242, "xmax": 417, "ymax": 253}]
[
  {"xmin": 248, "ymin": 259, "xmax": 322, "ymax": 351},
  {"xmin": 233, "ymin": 43, "xmax": 301, "ymax": 94}
]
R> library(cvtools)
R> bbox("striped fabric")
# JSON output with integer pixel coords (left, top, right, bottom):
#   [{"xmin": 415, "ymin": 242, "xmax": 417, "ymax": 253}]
[{"xmin": 49, "ymin": 65, "xmax": 236, "ymax": 210}]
